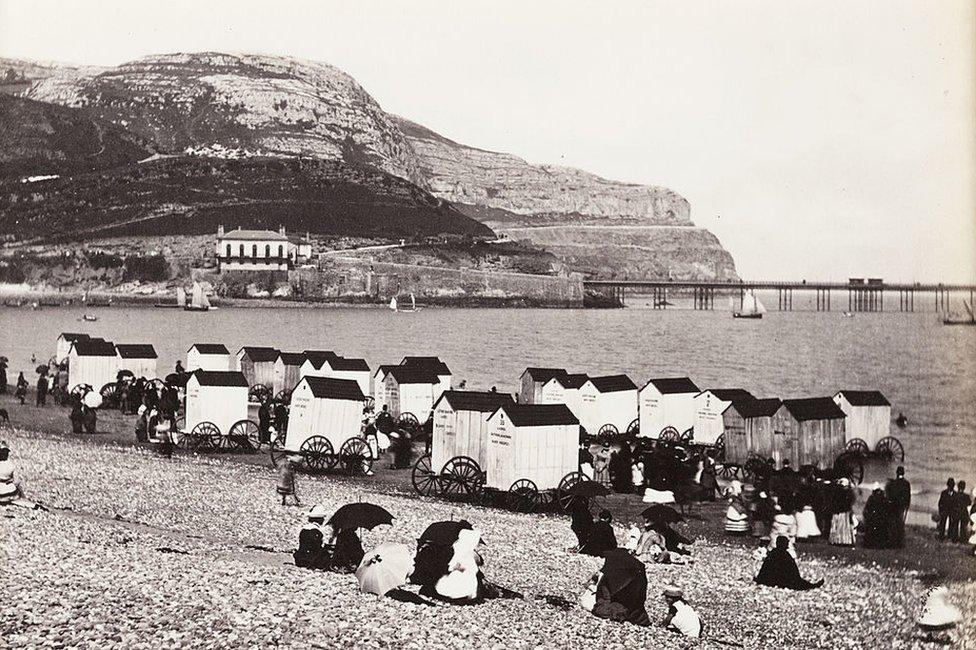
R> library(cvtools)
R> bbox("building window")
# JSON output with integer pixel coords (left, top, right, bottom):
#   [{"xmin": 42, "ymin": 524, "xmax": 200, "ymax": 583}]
[
  {"xmin": 225, "ymin": 244, "xmax": 231, "ymax": 257},
  {"xmin": 239, "ymin": 244, "xmax": 244, "ymax": 257},
  {"xmin": 278, "ymin": 245, "xmax": 284, "ymax": 258},
  {"xmin": 252, "ymin": 244, "xmax": 257, "ymax": 258},
  {"xmin": 265, "ymin": 244, "xmax": 270, "ymax": 258}
]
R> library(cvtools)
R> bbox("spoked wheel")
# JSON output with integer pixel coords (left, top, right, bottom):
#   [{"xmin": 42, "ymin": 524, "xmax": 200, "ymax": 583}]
[
  {"xmin": 411, "ymin": 453, "xmax": 439, "ymax": 497},
  {"xmin": 269, "ymin": 441, "xmax": 289, "ymax": 468},
  {"xmin": 714, "ymin": 434, "xmax": 726, "ymax": 463},
  {"xmin": 300, "ymin": 436, "xmax": 336, "ymax": 473},
  {"xmin": 625, "ymin": 418, "xmax": 640, "ymax": 437},
  {"xmin": 845, "ymin": 438, "xmax": 870, "ymax": 457},
  {"xmin": 506, "ymin": 479, "xmax": 540, "ymax": 513},
  {"xmin": 274, "ymin": 389, "xmax": 292, "ymax": 405},
  {"xmin": 835, "ymin": 453, "xmax": 865, "ymax": 485},
  {"xmin": 190, "ymin": 421, "xmax": 220, "ymax": 452},
  {"xmin": 99, "ymin": 382, "xmax": 119, "ymax": 409},
  {"xmin": 248, "ymin": 384, "xmax": 272, "ymax": 404},
  {"xmin": 556, "ymin": 471, "xmax": 586, "ymax": 512},
  {"xmin": 339, "ymin": 437, "xmax": 373, "ymax": 476},
  {"xmin": 597, "ymin": 424, "xmax": 619, "ymax": 441},
  {"xmin": 229, "ymin": 419, "xmax": 261, "ymax": 453},
  {"xmin": 717, "ymin": 463, "xmax": 739, "ymax": 479},
  {"xmin": 363, "ymin": 396, "xmax": 375, "ymax": 411},
  {"xmin": 70, "ymin": 383, "xmax": 93, "ymax": 399},
  {"xmin": 658, "ymin": 426, "xmax": 681, "ymax": 445},
  {"xmin": 440, "ymin": 456, "xmax": 484, "ymax": 500},
  {"xmin": 874, "ymin": 436, "xmax": 904, "ymax": 463},
  {"xmin": 397, "ymin": 412, "xmax": 419, "ymax": 433},
  {"xmin": 743, "ymin": 456, "xmax": 768, "ymax": 481},
  {"xmin": 680, "ymin": 428, "xmax": 694, "ymax": 444}
]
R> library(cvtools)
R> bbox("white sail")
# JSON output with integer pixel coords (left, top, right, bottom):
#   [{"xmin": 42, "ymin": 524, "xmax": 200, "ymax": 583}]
[
  {"xmin": 728, "ymin": 296, "xmax": 735, "ymax": 311},
  {"xmin": 755, "ymin": 295, "xmax": 767, "ymax": 315},
  {"xmin": 410, "ymin": 293, "xmax": 416, "ymax": 310},
  {"xmin": 389, "ymin": 296, "xmax": 398, "ymax": 311},
  {"xmin": 190, "ymin": 282, "xmax": 204, "ymax": 309},
  {"xmin": 742, "ymin": 292, "xmax": 757, "ymax": 314},
  {"xmin": 176, "ymin": 287, "xmax": 187, "ymax": 307},
  {"xmin": 201, "ymin": 290, "xmax": 211, "ymax": 309}
]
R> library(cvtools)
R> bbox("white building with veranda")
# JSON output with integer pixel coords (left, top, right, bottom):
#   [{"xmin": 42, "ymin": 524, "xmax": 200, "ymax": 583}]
[{"xmin": 215, "ymin": 226, "xmax": 312, "ymax": 272}]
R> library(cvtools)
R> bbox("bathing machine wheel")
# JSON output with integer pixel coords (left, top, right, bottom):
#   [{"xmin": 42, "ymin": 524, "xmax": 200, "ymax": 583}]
[
  {"xmin": 625, "ymin": 419, "xmax": 640, "ymax": 438},
  {"xmin": 874, "ymin": 437, "xmax": 905, "ymax": 463},
  {"xmin": 229, "ymin": 419, "xmax": 261, "ymax": 452},
  {"xmin": 556, "ymin": 471, "xmax": 587, "ymax": 512},
  {"xmin": 182, "ymin": 421, "xmax": 219, "ymax": 452},
  {"xmin": 396, "ymin": 412, "xmax": 420, "ymax": 433},
  {"xmin": 300, "ymin": 436, "xmax": 336, "ymax": 473},
  {"xmin": 439, "ymin": 456, "xmax": 484, "ymax": 500},
  {"xmin": 845, "ymin": 438, "xmax": 870, "ymax": 457},
  {"xmin": 273, "ymin": 389, "xmax": 292, "ymax": 406},
  {"xmin": 411, "ymin": 453, "xmax": 440, "ymax": 497},
  {"xmin": 834, "ymin": 453, "xmax": 865, "ymax": 485},
  {"xmin": 596, "ymin": 424, "xmax": 619, "ymax": 441},
  {"xmin": 99, "ymin": 382, "xmax": 120, "ymax": 409},
  {"xmin": 339, "ymin": 436, "xmax": 373, "ymax": 476},
  {"xmin": 506, "ymin": 478, "xmax": 540, "ymax": 513},
  {"xmin": 658, "ymin": 426, "xmax": 681, "ymax": 445},
  {"xmin": 248, "ymin": 384, "xmax": 272, "ymax": 404}
]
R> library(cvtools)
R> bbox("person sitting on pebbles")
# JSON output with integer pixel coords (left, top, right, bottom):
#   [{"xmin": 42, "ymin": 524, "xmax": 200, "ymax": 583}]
[
  {"xmin": 661, "ymin": 585, "xmax": 702, "ymax": 639},
  {"xmin": 580, "ymin": 509, "xmax": 617, "ymax": 556},
  {"xmin": 0, "ymin": 442, "xmax": 22, "ymax": 505},
  {"xmin": 329, "ymin": 520, "xmax": 365, "ymax": 574},
  {"xmin": 294, "ymin": 504, "xmax": 331, "ymax": 570},
  {"xmin": 754, "ymin": 536, "xmax": 824, "ymax": 591}
]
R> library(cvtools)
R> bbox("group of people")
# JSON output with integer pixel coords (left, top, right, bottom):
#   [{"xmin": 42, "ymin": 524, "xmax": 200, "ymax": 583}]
[{"xmin": 936, "ymin": 477, "xmax": 975, "ymax": 545}]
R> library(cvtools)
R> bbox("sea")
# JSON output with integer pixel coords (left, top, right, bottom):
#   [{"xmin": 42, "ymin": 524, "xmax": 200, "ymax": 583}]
[{"xmin": 1, "ymin": 298, "xmax": 973, "ymax": 518}]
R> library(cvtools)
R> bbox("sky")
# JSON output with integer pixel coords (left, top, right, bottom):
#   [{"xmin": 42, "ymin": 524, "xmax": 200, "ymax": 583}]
[{"xmin": 1, "ymin": 0, "xmax": 974, "ymax": 282}]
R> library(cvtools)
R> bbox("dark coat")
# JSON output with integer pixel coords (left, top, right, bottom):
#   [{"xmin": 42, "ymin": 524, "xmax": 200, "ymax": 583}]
[
  {"xmin": 652, "ymin": 522, "xmax": 692, "ymax": 554},
  {"xmin": 862, "ymin": 490, "xmax": 892, "ymax": 549},
  {"xmin": 580, "ymin": 521, "xmax": 617, "ymax": 556},
  {"xmin": 294, "ymin": 524, "xmax": 330, "ymax": 569},
  {"xmin": 885, "ymin": 477, "xmax": 911, "ymax": 512},
  {"xmin": 570, "ymin": 505, "xmax": 594, "ymax": 547},
  {"xmin": 755, "ymin": 548, "xmax": 823, "ymax": 590},
  {"xmin": 331, "ymin": 529, "xmax": 364, "ymax": 572}
]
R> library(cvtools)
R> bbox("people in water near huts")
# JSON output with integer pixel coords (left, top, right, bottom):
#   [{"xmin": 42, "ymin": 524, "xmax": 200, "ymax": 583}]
[
  {"xmin": 579, "ymin": 509, "xmax": 617, "ymax": 556},
  {"xmin": 15, "ymin": 372, "xmax": 28, "ymax": 404},
  {"xmin": 294, "ymin": 505, "xmax": 331, "ymax": 570},
  {"xmin": 755, "ymin": 536, "xmax": 824, "ymax": 590},
  {"xmin": 661, "ymin": 585, "xmax": 702, "ymax": 638}
]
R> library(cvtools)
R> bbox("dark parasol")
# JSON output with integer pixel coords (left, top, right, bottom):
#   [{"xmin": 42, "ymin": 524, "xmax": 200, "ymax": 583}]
[{"xmin": 326, "ymin": 502, "xmax": 394, "ymax": 531}]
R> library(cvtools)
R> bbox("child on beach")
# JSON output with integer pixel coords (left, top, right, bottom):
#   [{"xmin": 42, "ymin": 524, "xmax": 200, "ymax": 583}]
[{"xmin": 277, "ymin": 457, "xmax": 299, "ymax": 505}]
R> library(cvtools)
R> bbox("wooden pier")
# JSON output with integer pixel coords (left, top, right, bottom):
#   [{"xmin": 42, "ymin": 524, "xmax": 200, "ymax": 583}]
[{"xmin": 584, "ymin": 278, "xmax": 976, "ymax": 312}]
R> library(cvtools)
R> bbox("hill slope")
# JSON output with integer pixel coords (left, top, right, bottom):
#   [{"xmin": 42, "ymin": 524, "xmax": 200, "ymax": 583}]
[{"xmin": 0, "ymin": 156, "xmax": 492, "ymax": 242}]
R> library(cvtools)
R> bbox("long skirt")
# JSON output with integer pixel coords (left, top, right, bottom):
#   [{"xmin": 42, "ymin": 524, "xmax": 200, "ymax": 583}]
[
  {"xmin": 829, "ymin": 512, "xmax": 855, "ymax": 546},
  {"xmin": 796, "ymin": 508, "xmax": 822, "ymax": 539}
]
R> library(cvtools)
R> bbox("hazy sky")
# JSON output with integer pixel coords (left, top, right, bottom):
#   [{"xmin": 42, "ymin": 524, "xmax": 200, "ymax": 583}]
[{"xmin": 1, "ymin": 0, "xmax": 973, "ymax": 282}]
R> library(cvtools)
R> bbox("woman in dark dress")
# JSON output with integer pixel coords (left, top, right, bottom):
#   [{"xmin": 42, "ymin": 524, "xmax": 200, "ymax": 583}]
[
  {"xmin": 755, "ymin": 536, "xmax": 824, "ymax": 590},
  {"xmin": 569, "ymin": 498, "xmax": 594, "ymax": 548},
  {"xmin": 862, "ymin": 487, "xmax": 892, "ymax": 549}
]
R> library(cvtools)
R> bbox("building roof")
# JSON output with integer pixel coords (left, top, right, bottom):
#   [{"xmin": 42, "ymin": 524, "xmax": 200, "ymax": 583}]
[
  {"xmin": 329, "ymin": 356, "xmax": 370, "ymax": 372},
  {"xmin": 553, "ymin": 373, "xmax": 589, "ymax": 390},
  {"xmin": 781, "ymin": 398, "xmax": 847, "ymax": 422},
  {"xmin": 643, "ymin": 377, "xmax": 700, "ymax": 395},
  {"xmin": 238, "ymin": 346, "xmax": 280, "ymax": 363},
  {"xmin": 835, "ymin": 390, "xmax": 890, "ymax": 407},
  {"xmin": 116, "ymin": 344, "xmax": 158, "ymax": 359},
  {"xmin": 732, "ymin": 397, "xmax": 782, "ymax": 419},
  {"xmin": 374, "ymin": 364, "xmax": 398, "ymax": 377},
  {"xmin": 220, "ymin": 228, "xmax": 289, "ymax": 242},
  {"xmin": 401, "ymin": 356, "xmax": 451, "ymax": 376},
  {"xmin": 588, "ymin": 375, "xmax": 637, "ymax": 393},
  {"xmin": 189, "ymin": 343, "xmax": 229, "ymax": 355},
  {"xmin": 387, "ymin": 366, "xmax": 439, "ymax": 385},
  {"xmin": 303, "ymin": 350, "xmax": 339, "ymax": 370},
  {"xmin": 190, "ymin": 370, "xmax": 249, "ymax": 388},
  {"xmin": 434, "ymin": 390, "xmax": 515, "ymax": 413},
  {"xmin": 522, "ymin": 367, "xmax": 568, "ymax": 383},
  {"xmin": 490, "ymin": 403, "xmax": 579, "ymax": 427},
  {"xmin": 701, "ymin": 389, "xmax": 755, "ymax": 407},
  {"xmin": 59, "ymin": 332, "xmax": 91, "ymax": 342},
  {"xmin": 72, "ymin": 340, "xmax": 116, "ymax": 357},
  {"xmin": 302, "ymin": 376, "xmax": 365, "ymax": 402},
  {"xmin": 277, "ymin": 351, "xmax": 305, "ymax": 366}
]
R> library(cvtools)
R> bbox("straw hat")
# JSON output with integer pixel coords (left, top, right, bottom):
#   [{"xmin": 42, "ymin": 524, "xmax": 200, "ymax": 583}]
[
  {"xmin": 308, "ymin": 504, "xmax": 329, "ymax": 520},
  {"xmin": 838, "ymin": 478, "xmax": 850, "ymax": 487},
  {"xmin": 663, "ymin": 585, "xmax": 683, "ymax": 599}
]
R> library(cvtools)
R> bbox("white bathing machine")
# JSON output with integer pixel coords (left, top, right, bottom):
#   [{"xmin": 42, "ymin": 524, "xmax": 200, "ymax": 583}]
[
  {"xmin": 401, "ymin": 356, "xmax": 452, "ymax": 401},
  {"xmin": 299, "ymin": 350, "xmax": 339, "ymax": 379},
  {"xmin": 115, "ymin": 344, "xmax": 158, "ymax": 379},
  {"xmin": 519, "ymin": 367, "xmax": 567, "ymax": 404},
  {"xmin": 539, "ymin": 373, "xmax": 588, "ymax": 417},
  {"xmin": 183, "ymin": 370, "xmax": 250, "ymax": 439},
  {"xmin": 275, "ymin": 376, "xmax": 372, "ymax": 474},
  {"xmin": 482, "ymin": 403, "xmax": 582, "ymax": 510},
  {"xmin": 638, "ymin": 377, "xmax": 700, "ymax": 442},
  {"xmin": 186, "ymin": 344, "xmax": 234, "ymax": 372},
  {"xmin": 371, "ymin": 364, "xmax": 397, "ymax": 410},
  {"xmin": 67, "ymin": 339, "xmax": 118, "ymax": 392},
  {"xmin": 236, "ymin": 346, "xmax": 279, "ymax": 388},
  {"xmin": 272, "ymin": 351, "xmax": 304, "ymax": 396},
  {"xmin": 577, "ymin": 375, "xmax": 638, "ymax": 437},
  {"xmin": 322, "ymin": 356, "xmax": 371, "ymax": 397},
  {"xmin": 382, "ymin": 366, "xmax": 438, "ymax": 428},
  {"xmin": 57, "ymin": 333, "xmax": 94, "ymax": 365},
  {"xmin": 429, "ymin": 390, "xmax": 516, "ymax": 473},
  {"xmin": 692, "ymin": 389, "xmax": 755, "ymax": 446},
  {"xmin": 833, "ymin": 390, "xmax": 900, "ymax": 460}
]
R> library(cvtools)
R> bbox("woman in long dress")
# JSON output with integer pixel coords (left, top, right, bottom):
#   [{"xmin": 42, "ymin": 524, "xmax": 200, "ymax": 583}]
[
  {"xmin": 829, "ymin": 478, "xmax": 856, "ymax": 546},
  {"xmin": 724, "ymin": 481, "xmax": 751, "ymax": 536}
]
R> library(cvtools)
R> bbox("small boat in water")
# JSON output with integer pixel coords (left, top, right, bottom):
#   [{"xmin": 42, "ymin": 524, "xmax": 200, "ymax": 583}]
[
  {"xmin": 731, "ymin": 291, "xmax": 765, "ymax": 319},
  {"xmin": 390, "ymin": 293, "xmax": 419, "ymax": 313},
  {"xmin": 184, "ymin": 282, "xmax": 212, "ymax": 312},
  {"xmin": 943, "ymin": 300, "xmax": 976, "ymax": 326},
  {"xmin": 80, "ymin": 314, "xmax": 98, "ymax": 322},
  {"xmin": 155, "ymin": 287, "xmax": 187, "ymax": 309},
  {"xmin": 842, "ymin": 312, "xmax": 855, "ymax": 318}
]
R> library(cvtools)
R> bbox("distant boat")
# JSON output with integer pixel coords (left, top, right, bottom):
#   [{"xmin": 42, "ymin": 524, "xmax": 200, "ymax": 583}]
[
  {"xmin": 390, "ymin": 293, "xmax": 419, "ymax": 313},
  {"xmin": 389, "ymin": 296, "xmax": 397, "ymax": 311},
  {"xmin": 842, "ymin": 312, "xmax": 855, "ymax": 318},
  {"xmin": 943, "ymin": 300, "xmax": 976, "ymax": 326},
  {"xmin": 154, "ymin": 286, "xmax": 187, "ymax": 309},
  {"xmin": 3, "ymin": 299, "xmax": 23, "ymax": 307},
  {"xmin": 80, "ymin": 314, "xmax": 98, "ymax": 322},
  {"xmin": 184, "ymin": 282, "xmax": 211, "ymax": 312},
  {"xmin": 732, "ymin": 291, "xmax": 765, "ymax": 319}
]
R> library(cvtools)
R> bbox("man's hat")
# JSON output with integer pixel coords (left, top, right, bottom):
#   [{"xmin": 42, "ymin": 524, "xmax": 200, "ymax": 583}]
[{"xmin": 663, "ymin": 585, "xmax": 683, "ymax": 598}]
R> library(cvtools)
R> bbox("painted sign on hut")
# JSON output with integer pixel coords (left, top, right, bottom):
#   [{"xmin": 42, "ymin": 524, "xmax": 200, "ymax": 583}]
[
  {"xmin": 693, "ymin": 389, "xmax": 755, "ymax": 446},
  {"xmin": 578, "ymin": 375, "xmax": 638, "ymax": 436},
  {"xmin": 186, "ymin": 344, "xmax": 233, "ymax": 372},
  {"xmin": 273, "ymin": 352, "xmax": 304, "ymax": 395},
  {"xmin": 236, "ymin": 346, "xmax": 280, "ymax": 387},
  {"xmin": 519, "ymin": 367, "xmax": 567, "ymax": 404},
  {"xmin": 382, "ymin": 366, "xmax": 438, "ymax": 424},
  {"xmin": 67, "ymin": 339, "xmax": 118, "ymax": 392},
  {"xmin": 184, "ymin": 370, "xmax": 249, "ymax": 436},
  {"xmin": 322, "ymin": 356, "xmax": 371, "ymax": 396},
  {"xmin": 431, "ymin": 390, "xmax": 515, "ymax": 472},
  {"xmin": 56, "ymin": 333, "xmax": 93, "ymax": 364},
  {"xmin": 285, "ymin": 376, "xmax": 366, "ymax": 456},
  {"xmin": 401, "ymin": 356, "xmax": 452, "ymax": 401},
  {"xmin": 539, "ymin": 373, "xmax": 589, "ymax": 418},
  {"xmin": 371, "ymin": 364, "xmax": 397, "ymax": 410},
  {"xmin": 833, "ymin": 390, "xmax": 893, "ymax": 456},
  {"xmin": 771, "ymin": 398, "xmax": 847, "ymax": 469},
  {"xmin": 299, "ymin": 350, "xmax": 339, "ymax": 379},
  {"xmin": 722, "ymin": 398, "xmax": 782, "ymax": 466},
  {"xmin": 484, "ymin": 403, "xmax": 579, "ymax": 491},
  {"xmin": 115, "ymin": 344, "xmax": 158, "ymax": 379},
  {"xmin": 638, "ymin": 377, "xmax": 700, "ymax": 441}
]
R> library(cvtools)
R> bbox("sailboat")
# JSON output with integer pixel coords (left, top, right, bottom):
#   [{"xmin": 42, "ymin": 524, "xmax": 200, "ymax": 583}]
[
  {"xmin": 155, "ymin": 286, "xmax": 187, "ymax": 308},
  {"xmin": 389, "ymin": 293, "xmax": 419, "ymax": 313},
  {"xmin": 732, "ymin": 291, "xmax": 765, "ymax": 319},
  {"xmin": 943, "ymin": 300, "xmax": 976, "ymax": 326},
  {"xmin": 389, "ymin": 296, "xmax": 398, "ymax": 311},
  {"xmin": 184, "ymin": 282, "xmax": 212, "ymax": 312}
]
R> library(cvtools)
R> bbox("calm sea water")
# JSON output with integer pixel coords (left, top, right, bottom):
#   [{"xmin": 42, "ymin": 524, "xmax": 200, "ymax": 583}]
[{"xmin": 1, "ymin": 302, "xmax": 973, "ymax": 513}]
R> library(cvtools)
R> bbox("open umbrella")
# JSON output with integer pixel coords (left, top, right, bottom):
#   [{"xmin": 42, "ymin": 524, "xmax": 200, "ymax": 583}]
[
  {"xmin": 35, "ymin": 364, "xmax": 49, "ymax": 375},
  {"xmin": 327, "ymin": 502, "xmax": 394, "ymax": 531},
  {"xmin": 418, "ymin": 519, "xmax": 473, "ymax": 546},
  {"xmin": 566, "ymin": 480, "xmax": 611, "ymax": 498},
  {"xmin": 355, "ymin": 543, "xmax": 414, "ymax": 596},
  {"xmin": 83, "ymin": 391, "xmax": 103, "ymax": 409},
  {"xmin": 164, "ymin": 372, "xmax": 188, "ymax": 388},
  {"xmin": 640, "ymin": 504, "xmax": 683, "ymax": 524}
]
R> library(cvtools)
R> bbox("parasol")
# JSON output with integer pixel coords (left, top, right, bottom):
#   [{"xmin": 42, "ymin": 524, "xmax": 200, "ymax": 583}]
[
  {"xmin": 327, "ymin": 502, "xmax": 394, "ymax": 531},
  {"xmin": 83, "ymin": 391, "xmax": 103, "ymax": 409},
  {"xmin": 418, "ymin": 519, "xmax": 474, "ymax": 546},
  {"xmin": 641, "ymin": 504, "xmax": 684, "ymax": 524},
  {"xmin": 566, "ymin": 480, "xmax": 611, "ymax": 498},
  {"xmin": 36, "ymin": 365, "xmax": 49, "ymax": 375},
  {"xmin": 355, "ymin": 543, "xmax": 414, "ymax": 596}
]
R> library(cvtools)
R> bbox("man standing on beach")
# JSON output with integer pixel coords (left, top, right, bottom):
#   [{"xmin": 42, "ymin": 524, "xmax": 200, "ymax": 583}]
[
  {"xmin": 937, "ymin": 478, "xmax": 955, "ymax": 540},
  {"xmin": 886, "ymin": 466, "xmax": 911, "ymax": 524},
  {"xmin": 950, "ymin": 481, "xmax": 971, "ymax": 543}
]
